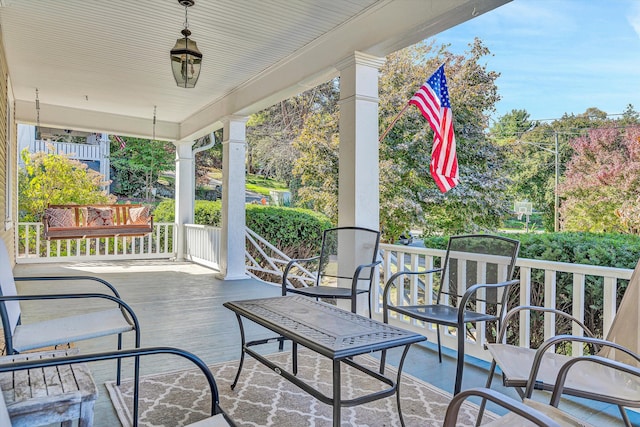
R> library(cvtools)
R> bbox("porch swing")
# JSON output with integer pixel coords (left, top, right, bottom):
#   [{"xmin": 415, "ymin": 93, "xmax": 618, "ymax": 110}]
[
  {"xmin": 37, "ymin": 96, "xmax": 154, "ymax": 240},
  {"xmin": 43, "ymin": 204, "xmax": 153, "ymax": 240}
]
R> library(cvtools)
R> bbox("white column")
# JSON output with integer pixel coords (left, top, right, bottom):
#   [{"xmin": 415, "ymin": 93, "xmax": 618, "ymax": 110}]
[
  {"xmin": 336, "ymin": 52, "xmax": 384, "ymax": 315},
  {"xmin": 99, "ymin": 133, "xmax": 110, "ymax": 191},
  {"xmin": 336, "ymin": 52, "xmax": 384, "ymax": 230},
  {"xmin": 218, "ymin": 116, "xmax": 249, "ymax": 280},
  {"xmin": 174, "ymin": 140, "xmax": 195, "ymax": 261}
]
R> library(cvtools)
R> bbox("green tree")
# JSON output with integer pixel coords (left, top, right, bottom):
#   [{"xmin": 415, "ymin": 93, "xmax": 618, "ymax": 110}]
[
  {"xmin": 292, "ymin": 109, "xmax": 340, "ymax": 221},
  {"xmin": 18, "ymin": 148, "xmax": 114, "ymax": 220},
  {"xmin": 291, "ymin": 39, "xmax": 511, "ymax": 241},
  {"xmin": 109, "ymin": 137, "xmax": 175, "ymax": 200},
  {"xmin": 378, "ymin": 39, "xmax": 509, "ymax": 240},
  {"xmin": 247, "ymin": 81, "xmax": 339, "ymax": 185}
]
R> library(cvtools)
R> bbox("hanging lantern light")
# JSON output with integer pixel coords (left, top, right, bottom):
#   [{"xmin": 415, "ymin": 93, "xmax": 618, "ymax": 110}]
[{"xmin": 170, "ymin": 0, "xmax": 202, "ymax": 88}]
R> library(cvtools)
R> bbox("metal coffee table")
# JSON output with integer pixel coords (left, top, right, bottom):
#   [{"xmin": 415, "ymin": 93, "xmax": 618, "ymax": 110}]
[{"xmin": 224, "ymin": 295, "xmax": 426, "ymax": 427}]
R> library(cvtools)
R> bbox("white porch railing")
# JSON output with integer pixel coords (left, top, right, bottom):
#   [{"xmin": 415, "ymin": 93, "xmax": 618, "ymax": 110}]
[
  {"xmin": 17, "ymin": 221, "xmax": 632, "ymax": 364},
  {"xmin": 16, "ymin": 222, "xmax": 176, "ymax": 263},
  {"xmin": 29, "ymin": 140, "xmax": 102, "ymax": 161},
  {"xmin": 378, "ymin": 243, "xmax": 633, "ymax": 361}
]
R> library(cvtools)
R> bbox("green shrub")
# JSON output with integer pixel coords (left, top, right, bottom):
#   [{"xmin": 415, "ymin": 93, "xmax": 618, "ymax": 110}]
[
  {"xmin": 153, "ymin": 199, "xmax": 332, "ymax": 259},
  {"xmin": 246, "ymin": 205, "xmax": 332, "ymax": 258}
]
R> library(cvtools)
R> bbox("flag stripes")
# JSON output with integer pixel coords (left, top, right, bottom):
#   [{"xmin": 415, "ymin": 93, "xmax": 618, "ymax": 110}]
[
  {"xmin": 409, "ymin": 64, "xmax": 459, "ymax": 193},
  {"xmin": 114, "ymin": 135, "xmax": 126, "ymax": 150}
]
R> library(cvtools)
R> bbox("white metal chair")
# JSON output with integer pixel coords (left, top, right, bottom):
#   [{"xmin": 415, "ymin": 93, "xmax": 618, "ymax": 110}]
[
  {"xmin": 480, "ymin": 258, "xmax": 640, "ymax": 426},
  {"xmin": 0, "ymin": 239, "xmax": 140, "ymax": 386},
  {"xmin": 444, "ymin": 387, "xmax": 594, "ymax": 427}
]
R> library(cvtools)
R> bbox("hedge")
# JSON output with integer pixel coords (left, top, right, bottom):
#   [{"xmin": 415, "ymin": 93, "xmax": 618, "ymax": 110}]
[{"xmin": 153, "ymin": 199, "xmax": 332, "ymax": 259}]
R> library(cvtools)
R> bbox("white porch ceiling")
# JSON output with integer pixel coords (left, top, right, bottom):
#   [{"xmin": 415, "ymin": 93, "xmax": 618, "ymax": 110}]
[{"xmin": 0, "ymin": 0, "xmax": 509, "ymax": 141}]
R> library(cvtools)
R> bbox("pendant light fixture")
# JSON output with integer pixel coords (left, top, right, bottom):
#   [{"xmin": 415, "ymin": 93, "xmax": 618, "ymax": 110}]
[{"xmin": 170, "ymin": 0, "xmax": 202, "ymax": 88}]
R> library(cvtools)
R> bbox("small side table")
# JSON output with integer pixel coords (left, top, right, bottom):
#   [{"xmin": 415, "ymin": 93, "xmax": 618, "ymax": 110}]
[{"xmin": 0, "ymin": 349, "xmax": 98, "ymax": 427}]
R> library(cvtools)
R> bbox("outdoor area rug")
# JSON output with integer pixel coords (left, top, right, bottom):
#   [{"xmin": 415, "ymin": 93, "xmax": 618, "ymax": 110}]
[{"xmin": 107, "ymin": 348, "xmax": 498, "ymax": 426}]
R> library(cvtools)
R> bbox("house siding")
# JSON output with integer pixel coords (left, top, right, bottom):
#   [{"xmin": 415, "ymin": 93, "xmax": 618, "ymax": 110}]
[{"xmin": 0, "ymin": 28, "xmax": 16, "ymax": 264}]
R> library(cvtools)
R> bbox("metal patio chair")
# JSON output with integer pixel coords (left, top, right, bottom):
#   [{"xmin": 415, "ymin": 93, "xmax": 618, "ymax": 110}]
[
  {"xmin": 479, "ymin": 257, "xmax": 640, "ymax": 426},
  {"xmin": 381, "ymin": 234, "xmax": 520, "ymax": 394},
  {"xmin": 282, "ymin": 226, "xmax": 381, "ymax": 316},
  {"xmin": 0, "ymin": 239, "xmax": 140, "ymax": 386},
  {"xmin": 0, "ymin": 347, "xmax": 235, "ymax": 427},
  {"xmin": 445, "ymin": 386, "xmax": 595, "ymax": 427}
]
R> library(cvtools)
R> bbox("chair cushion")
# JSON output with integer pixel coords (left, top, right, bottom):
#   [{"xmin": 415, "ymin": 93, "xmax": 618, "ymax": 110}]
[
  {"xmin": 487, "ymin": 344, "xmax": 640, "ymax": 403},
  {"xmin": 45, "ymin": 208, "xmax": 75, "ymax": 227},
  {"xmin": 86, "ymin": 207, "xmax": 114, "ymax": 226},
  {"xmin": 187, "ymin": 413, "xmax": 232, "ymax": 426},
  {"xmin": 484, "ymin": 398, "xmax": 594, "ymax": 427},
  {"xmin": 12, "ymin": 308, "xmax": 134, "ymax": 352},
  {"xmin": 128, "ymin": 206, "xmax": 149, "ymax": 225}
]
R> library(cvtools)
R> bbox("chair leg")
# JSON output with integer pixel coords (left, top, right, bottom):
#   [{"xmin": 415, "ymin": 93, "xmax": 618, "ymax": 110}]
[
  {"xmin": 475, "ymin": 359, "xmax": 498, "ymax": 427},
  {"xmin": 116, "ymin": 333, "xmax": 123, "ymax": 385},
  {"xmin": 454, "ymin": 328, "xmax": 465, "ymax": 395},
  {"xmin": 436, "ymin": 326, "xmax": 443, "ymax": 363},
  {"xmin": 619, "ymin": 405, "xmax": 632, "ymax": 427}
]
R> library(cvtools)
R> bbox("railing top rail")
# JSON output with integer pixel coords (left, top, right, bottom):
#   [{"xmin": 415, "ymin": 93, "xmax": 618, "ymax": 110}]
[{"xmin": 380, "ymin": 243, "xmax": 633, "ymax": 280}]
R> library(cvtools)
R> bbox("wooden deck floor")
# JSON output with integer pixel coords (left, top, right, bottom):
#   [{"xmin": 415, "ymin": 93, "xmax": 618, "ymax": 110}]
[{"xmin": 13, "ymin": 260, "xmax": 628, "ymax": 426}]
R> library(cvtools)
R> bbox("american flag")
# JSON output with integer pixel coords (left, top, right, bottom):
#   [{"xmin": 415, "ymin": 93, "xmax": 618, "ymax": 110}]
[
  {"xmin": 409, "ymin": 64, "xmax": 459, "ymax": 193},
  {"xmin": 114, "ymin": 135, "xmax": 126, "ymax": 150}
]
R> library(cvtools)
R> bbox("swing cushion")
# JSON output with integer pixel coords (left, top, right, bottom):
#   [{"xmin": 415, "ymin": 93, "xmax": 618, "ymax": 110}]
[{"xmin": 86, "ymin": 207, "xmax": 114, "ymax": 227}]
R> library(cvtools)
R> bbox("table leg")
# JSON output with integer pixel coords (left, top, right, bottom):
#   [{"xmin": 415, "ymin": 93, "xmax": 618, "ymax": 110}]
[
  {"xmin": 230, "ymin": 314, "xmax": 247, "ymax": 390},
  {"xmin": 332, "ymin": 359, "xmax": 341, "ymax": 427},
  {"xmin": 395, "ymin": 344, "xmax": 413, "ymax": 427}
]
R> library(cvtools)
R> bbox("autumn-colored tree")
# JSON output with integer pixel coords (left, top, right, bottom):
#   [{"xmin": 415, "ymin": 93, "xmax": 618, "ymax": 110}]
[
  {"xmin": 494, "ymin": 107, "xmax": 614, "ymax": 231},
  {"xmin": 18, "ymin": 148, "xmax": 114, "ymax": 220},
  {"xmin": 560, "ymin": 126, "xmax": 640, "ymax": 232}
]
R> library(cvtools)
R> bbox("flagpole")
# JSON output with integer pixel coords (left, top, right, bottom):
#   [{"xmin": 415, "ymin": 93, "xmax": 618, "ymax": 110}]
[{"xmin": 378, "ymin": 102, "xmax": 410, "ymax": 142}]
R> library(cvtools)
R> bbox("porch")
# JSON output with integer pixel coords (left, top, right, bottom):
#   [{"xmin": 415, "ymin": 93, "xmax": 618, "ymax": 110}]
[{"xmin": 13, "ymin": 258, "xmax": 630, "ymax": 426}]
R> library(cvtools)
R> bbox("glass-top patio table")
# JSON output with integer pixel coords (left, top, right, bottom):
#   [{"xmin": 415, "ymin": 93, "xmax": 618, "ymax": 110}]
[{"xmin": 223, "ymin": 295, "xmax": 426, "ymax": 427}]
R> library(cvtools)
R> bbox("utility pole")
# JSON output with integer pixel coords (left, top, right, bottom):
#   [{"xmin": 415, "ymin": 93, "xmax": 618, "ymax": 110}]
[
  {"xmin": 554, "ymin": 132, "xmax": 559, "ymax": 232},
  {"xmin": 517, "ymin": 134, "xmax": 560, "ymax": 232}
]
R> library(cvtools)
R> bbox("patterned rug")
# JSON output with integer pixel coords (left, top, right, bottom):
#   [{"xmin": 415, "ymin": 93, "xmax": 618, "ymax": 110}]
[{"xmin": 107, "ymin": 349, "xmax": 497, "ymax": 426}]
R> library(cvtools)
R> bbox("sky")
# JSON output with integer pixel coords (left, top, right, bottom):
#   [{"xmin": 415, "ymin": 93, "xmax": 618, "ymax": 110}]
[{"xmin": 434, "ymin": 0, "xmax": 640, "ymax": 123}]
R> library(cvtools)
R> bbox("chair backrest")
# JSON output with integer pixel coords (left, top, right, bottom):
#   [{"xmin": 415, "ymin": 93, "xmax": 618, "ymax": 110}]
[
  {"xmin": 437, "ymin": 234, "xmax": 520, "ymax": 311},
  {"xmin": 0, "ymin": 390, "xmax": 11, "ymax": 427},
  {"xmin": 599, "ymin": 257, "xmax": 640, "ymax": 367},
  {"xmin": 0, "ymin": 239, "xmax": 21, "ymax": 343},
  {"xmin": 317, "ymin": 227, "xmax": 380, "ymax": 287}
]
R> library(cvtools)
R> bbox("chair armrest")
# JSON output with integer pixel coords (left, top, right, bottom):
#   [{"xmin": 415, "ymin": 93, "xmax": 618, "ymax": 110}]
[
  {"xmin": 351, "ymin": 260, "xmax": 382, "ymax": 291},
  {"xmin": 550, "ymin": 355, "xmax": 640, "ymax": 407},
  {"xmin": 0, "ymin": 347, "xmax": 234, "ymax": 425},
  {"xmin": 15, "ymin": 275, "xmax": 122, "ymax": 298},
  {"xmin": 443, "ymin": 387, "xmax": 562, "ymax": 427},
  {"xmin": 281, "ymin": 256, "xmax": 320, "ymax": 294},
  {"xmin": 381, "ymin": 267, "xmax": 443, "ymax": 309},
  {"xmin": 494, "ymin": 305, "xmax": 595, "ymax": 343},
  {"xmin": 458, "ymin": 279, "xmax": 519, "ymax": 324},
  {"xmin": 525, "ymin": 334, "xmax": 640, "ymax": 398}
]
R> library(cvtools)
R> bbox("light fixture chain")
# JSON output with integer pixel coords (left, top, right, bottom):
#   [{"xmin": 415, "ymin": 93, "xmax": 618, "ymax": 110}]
[
  {"xmin": 184, "ymin": 4, "xmax": 189, "ymax": 30},
  {"xmin": 35, "ymin": 88, "xmax": 40, "ymax": 128},
  {"xmin": 153, "ymin": 106, "xmax": 157, "ymax": 141}
]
